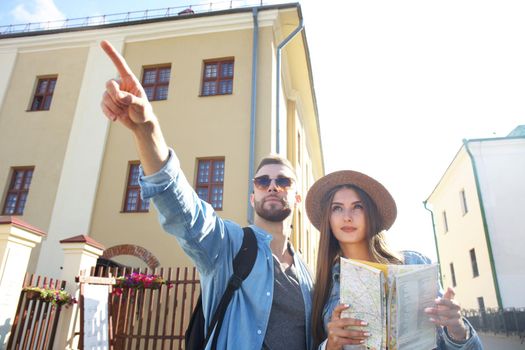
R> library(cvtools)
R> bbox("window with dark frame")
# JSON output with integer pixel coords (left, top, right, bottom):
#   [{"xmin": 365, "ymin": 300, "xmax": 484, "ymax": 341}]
[
  {"xmin": 201, "ymin": 59, "xmax": 234, "ymax": 96},
  {"xmin": 442, "ymin": 210, "xmax": 449, "ymax": 233},
  {"xmin": 477, "ymin": 297, "xmax": 485, "ymax": 311},
  {"xmin": 142, "ymin": 65, "xmax": 171, "ymax": 101},
  {"xmin": 470, "ymin": 248, "xmax": 479, "ymax": 277},
  {"xmin": 460, "ymin": 189, "xmax": 468, "ymax": 215},
  {"xmin": 30, "ymin": 77, "xmax": 57, "ymax": 111},
  {"xmin": 449, "ymin": 262, "xmax": 457, "ymax": 287},
  {"xmin": 195, "ymin": 158, "xmax": 225, "ymax": 210},
  {"xmin": 123, "ymin": 162, "xmax": 150, "ymax": 213},
  {"xmin": 2, "ymin": 167, "xmax": 34, "ymax": 215}
]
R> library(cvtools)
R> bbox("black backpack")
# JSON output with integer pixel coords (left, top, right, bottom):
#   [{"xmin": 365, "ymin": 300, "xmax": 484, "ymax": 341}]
[{"xmin": 185, "ymin": 227, "xmax": 257, "ymax": 350}]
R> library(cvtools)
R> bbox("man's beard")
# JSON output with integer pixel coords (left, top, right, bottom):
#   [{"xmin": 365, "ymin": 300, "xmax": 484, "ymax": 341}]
[{"xmin": 254, "ymin": 196, "xmax": 292, "ymax": 222}]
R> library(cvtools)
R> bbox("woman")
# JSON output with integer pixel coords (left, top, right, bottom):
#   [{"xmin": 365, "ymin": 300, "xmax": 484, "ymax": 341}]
[{"xmin": 305, "ymin": 170, "xmax": 483, "ymax": 350}]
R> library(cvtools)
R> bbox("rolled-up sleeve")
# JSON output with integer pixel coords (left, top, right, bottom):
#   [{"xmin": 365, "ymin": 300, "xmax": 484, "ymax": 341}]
[
  {"xmin": 441, "ymin": 318, "xmax": 483, "ymax": 349},
  {"xmin": 139, "ymin": 149, "xmax": 180, "ymax": 199}
]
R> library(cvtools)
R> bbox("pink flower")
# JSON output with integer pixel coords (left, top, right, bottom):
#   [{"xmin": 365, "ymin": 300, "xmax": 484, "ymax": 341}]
[{"xmin": 112, "ymin": 273, "xmax": 171, "ymax": 294}]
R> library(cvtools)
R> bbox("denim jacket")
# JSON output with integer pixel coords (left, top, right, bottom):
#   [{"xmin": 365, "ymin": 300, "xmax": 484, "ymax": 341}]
[
  {"xmin": 139, "ymin": 149, "xmax": 314, "ymax": 350},
  {"xmin": 320, "ymin": 251, "xmax": 483, "ymax": 349}
]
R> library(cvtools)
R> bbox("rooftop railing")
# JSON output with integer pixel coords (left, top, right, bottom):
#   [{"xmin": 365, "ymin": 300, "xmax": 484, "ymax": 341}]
[{"xmin": 0, "ymin": 0, "xmax": 281, "ymax": 36}]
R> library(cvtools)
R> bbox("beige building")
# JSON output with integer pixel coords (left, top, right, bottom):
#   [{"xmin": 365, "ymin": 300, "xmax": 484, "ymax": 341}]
[
  {"xmin": 425, "ymin": 126, "xmax": 525, "ymax": 310},
  {"xmin": 0, "ymin": 3, "xmax": 324, "ymax": 280}
]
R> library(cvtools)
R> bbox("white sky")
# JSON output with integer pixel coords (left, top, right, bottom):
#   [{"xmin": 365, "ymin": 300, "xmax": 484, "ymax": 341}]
[{"xmin": 1, "ymin": 0, "xmax": 524, "ymax": 260}]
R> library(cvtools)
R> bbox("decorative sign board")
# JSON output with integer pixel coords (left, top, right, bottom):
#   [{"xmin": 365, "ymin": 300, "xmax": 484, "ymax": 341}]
[{"xmin": 83, "ymin": 284, "xmax": 110, "ymax": 349}]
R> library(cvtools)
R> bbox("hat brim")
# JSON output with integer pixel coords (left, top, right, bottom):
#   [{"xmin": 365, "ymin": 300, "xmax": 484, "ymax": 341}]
[{"xmin": 305, "ymin": 170, "xmax": 397, "ymax": 231}]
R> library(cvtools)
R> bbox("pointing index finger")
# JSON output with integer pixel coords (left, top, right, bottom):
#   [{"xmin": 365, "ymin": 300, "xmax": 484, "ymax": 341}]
[{"xmin": 100, "ymin": 40, "xmax": 133, "ymax": 78}]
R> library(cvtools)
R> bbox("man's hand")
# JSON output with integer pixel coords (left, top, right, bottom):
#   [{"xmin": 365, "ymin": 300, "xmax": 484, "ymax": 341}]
[
  {"xmin": 100, "ymin": 40, "xmax": 154, "ymax": 130},
  {"xmin": 425, "ymin": 287, "xmax": 468, "ymax": 341},
  {"xmin": 99, "ymin": 39, "xmax": 169, "ymax": 175}
]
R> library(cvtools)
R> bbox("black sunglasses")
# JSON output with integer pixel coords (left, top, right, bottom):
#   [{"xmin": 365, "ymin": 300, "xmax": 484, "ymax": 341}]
[{"xmin": 253, "ymin": 175, "xmax": 293, "ymax": 190}]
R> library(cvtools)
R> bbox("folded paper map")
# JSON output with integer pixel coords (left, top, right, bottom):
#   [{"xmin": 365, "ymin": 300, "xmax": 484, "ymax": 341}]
[{"xmin": 340, "ymin": 258, "xmax": 439, "ymax": 350}]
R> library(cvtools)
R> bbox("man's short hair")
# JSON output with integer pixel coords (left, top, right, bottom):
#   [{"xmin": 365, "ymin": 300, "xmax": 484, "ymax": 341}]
[{"xmin": 255, "ymin": 154, "xmax": 297, "ymax": 180}]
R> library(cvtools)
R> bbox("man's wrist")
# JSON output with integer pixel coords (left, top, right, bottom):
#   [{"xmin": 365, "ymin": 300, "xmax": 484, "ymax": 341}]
[{"xmin": 132, "ymin": 120, "xmax": 170, "ymax": 175}]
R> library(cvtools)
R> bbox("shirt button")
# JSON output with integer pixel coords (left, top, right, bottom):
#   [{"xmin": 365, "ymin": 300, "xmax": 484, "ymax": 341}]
[
  {"xmin": 266, "ymin": 291, "xmax": 271, "ymax": 296},
  {"xmin": 257, "ymin": 329, "xmax": 262, "ymax": 335}
]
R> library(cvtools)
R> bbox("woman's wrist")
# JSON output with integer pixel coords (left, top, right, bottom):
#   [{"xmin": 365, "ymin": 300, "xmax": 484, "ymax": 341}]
[{"xmin": 446, "ymin": 321, "xmax": 469, "ymax": 342}]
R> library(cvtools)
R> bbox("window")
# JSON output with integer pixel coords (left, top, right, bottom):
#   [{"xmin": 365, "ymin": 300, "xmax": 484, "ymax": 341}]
[
  {"xmin": 2, "ymin": 167, "xmax": 34, "ymax": 215},
  {"xmin": 142, "ymin": 65, "xmax": 171, "ymax": 101},
  {"xmin": 201, "ymin": 59, "xmax": 234, "ymax": 96},
  {"xmin": 30, "ymin": 77, "xmax": 57, "ymax": 111},
  {"xmin": 470, "ymin": 248, "xmax": 479, "ymax": 277},
  {"xmin": 449, "ymin": 262, "xmax": 457, "ymax": 287},
  {"xmin": 477, "ymin": 297, "xmax": 485, "ymax": 311},
  {"xmin": 460, "ymin": 189, "xmax": 468, "ymax": 215},
  {"xmin": 123, "ymin": 162, "xmax": 150, "ymax": 212},
  {"xmin": 195, "ymin": 158, "xmax": 225, "ymax": 210},
  {"xmin": 442, "ymin": 210, "xmax": 449, "ymax": 233}
]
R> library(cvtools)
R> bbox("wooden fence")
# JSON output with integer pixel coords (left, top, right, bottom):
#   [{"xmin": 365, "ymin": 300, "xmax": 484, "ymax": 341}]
[
  {"xmin": 6, "ymin": 274, "xmax": 66, "ymax": 350},
  {"xmin": 89, "ymin": 266, "xmax": 200, "ymax": 350}
]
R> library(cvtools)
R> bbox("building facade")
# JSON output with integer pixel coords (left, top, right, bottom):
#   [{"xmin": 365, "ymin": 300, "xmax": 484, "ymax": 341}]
[
  {"xmin": 425, "ymin": 126, "xmax": 525, "ymax": 310},
  {"xmin": 0, "ymin": 3, "xmax": 324, "ymax": 279}
]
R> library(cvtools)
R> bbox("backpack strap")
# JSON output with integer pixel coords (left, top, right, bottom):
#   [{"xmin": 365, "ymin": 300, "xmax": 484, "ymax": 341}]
[{"xmin": 205, "ymin": 226, "xmax": 258, "ymax": 349}]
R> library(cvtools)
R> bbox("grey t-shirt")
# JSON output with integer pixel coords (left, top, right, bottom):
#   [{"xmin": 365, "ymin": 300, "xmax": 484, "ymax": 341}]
[{"xmin": 262, "ymin": 253, "xmax": 306, "ymax": 350}]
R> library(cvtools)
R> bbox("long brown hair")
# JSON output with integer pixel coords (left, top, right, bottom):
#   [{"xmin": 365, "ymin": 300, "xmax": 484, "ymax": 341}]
[{"xmin": 311, "ymin": 185, "xmax": 403, "ymax": 347}]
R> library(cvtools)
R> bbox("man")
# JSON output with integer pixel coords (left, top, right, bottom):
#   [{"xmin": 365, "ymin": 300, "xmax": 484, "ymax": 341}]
[{"xmin": 99, "ymin": 40, "xmax": 313, "ymax": 349}]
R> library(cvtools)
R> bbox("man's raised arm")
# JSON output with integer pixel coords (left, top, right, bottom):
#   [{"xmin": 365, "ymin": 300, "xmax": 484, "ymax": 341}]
[{"xmin": 99, "ymin": 40, "xmax": 169, "ymax": 175}]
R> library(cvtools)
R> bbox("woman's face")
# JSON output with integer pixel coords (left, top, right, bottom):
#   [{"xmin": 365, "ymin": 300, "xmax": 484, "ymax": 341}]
[{"xmin": 329, "ymin": 187, "xmax": 368, "ymax": 248}]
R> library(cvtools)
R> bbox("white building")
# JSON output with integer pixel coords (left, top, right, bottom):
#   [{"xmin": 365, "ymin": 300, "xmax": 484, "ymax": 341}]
[{"xmin": 425, "ymin": 125, "xmax": 525, "ymax": 310}]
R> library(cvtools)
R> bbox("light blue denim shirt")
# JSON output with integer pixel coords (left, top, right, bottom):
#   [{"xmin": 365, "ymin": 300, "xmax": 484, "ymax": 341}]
[
  {"xmin": 320, "ymin": 251, "xmax": 483, "ymax": 350},
  {"xmin": 139, "ymin": 149, "xmax": 314, "ymax": 350}
]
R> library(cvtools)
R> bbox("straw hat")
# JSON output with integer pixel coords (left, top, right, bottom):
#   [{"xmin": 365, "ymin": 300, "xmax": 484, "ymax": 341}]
[{"xmin": 305, "ymin": 170, "xmax": 397, "ymax": 231}]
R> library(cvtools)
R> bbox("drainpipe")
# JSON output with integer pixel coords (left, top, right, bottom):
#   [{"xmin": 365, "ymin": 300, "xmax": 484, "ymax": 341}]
[
  {"xmin": 463, "ymin": 139, "xmax": 503, "ymax": 309},
  {"xmin": 423, "ymin": 200, "xmax": 443, "ymax": 286},
  {"xmin": 247, "ymin": 8, "xmax": 259, "ymax": 224},
  {"xmin": 275, "ymin": 19, "xmax": 303, "ymax": 154}
]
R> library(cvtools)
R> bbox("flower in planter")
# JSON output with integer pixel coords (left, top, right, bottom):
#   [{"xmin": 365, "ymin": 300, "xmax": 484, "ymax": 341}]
[
  {"xmin": 23, "ymin": 286, "xmax": 78, "ymax": 308},
  {"xmin": 113, "ymin": 272, "xmax": 173, "ymax": 296}
]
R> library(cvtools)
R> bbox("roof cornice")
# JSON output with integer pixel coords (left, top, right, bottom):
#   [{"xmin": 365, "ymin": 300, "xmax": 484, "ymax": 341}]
[{"xmin": 0, "ymin": 4, "xmax": 298, "ymax": 52}]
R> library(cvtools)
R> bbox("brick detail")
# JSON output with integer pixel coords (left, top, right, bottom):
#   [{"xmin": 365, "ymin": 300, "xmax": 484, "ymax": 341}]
[{"xmin": 102, "ymin": 244, "xmax": 160, "ymax": 269}]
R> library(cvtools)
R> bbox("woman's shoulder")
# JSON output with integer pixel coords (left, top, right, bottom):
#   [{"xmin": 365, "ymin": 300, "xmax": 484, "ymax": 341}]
[{"xmin": 401, "ymin": 250, "xmax": 433, "ymax": 265}]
